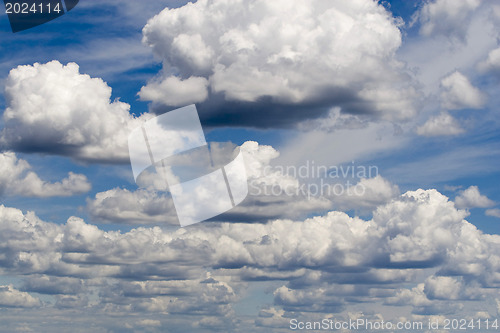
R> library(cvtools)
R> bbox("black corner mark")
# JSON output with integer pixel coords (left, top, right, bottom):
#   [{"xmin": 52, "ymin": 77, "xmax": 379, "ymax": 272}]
[{"xmin": 3, "ymin": 0, "xmax": 79, "ymax": 33}]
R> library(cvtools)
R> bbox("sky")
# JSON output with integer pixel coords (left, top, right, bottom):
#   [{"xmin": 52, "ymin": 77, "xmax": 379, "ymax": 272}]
[{"xmin": 0, "ymin": 0, "xmax": 500, "ymax": 332}]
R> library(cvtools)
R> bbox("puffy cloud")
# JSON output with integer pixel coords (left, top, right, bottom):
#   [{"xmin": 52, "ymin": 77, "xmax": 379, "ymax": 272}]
[
  {"xmin": 478, "ymin": 46, "xmax": 500, "ymax": 73},
  {"xmin": 87, "ymin": 141, "xmax": 333, "ymax": 224},
  {"xmin": 21, "ymin": 275, "xmax": 84, "ymax": 295},
  {"xmin": 138, "ymin": 319, "xmax": 161, "ymax": 328},
  {"xmin": 0, "ymin": 285, "xmax": 41, "ymax": 308},
  {"xmin": 2, "ymin": 185, "xmax": 500, "ymax": 327},
  {"xmin": 424, "ymin": 276, "xmax": 482, "ymax": 300},
  {"xmin": 416, "ymin": 112, "xmax": 464, "ymax": 136},
  {"xmin": 455, "ymin": 185, "xmax": 495, "ymax": 209},
  {"xmin": 330, "ymin": 175, "xmax": 400, "ymax": 211},
  {"xmin": 486, "ymin": 208, "xmax": 500, "ymax": 218},
  {"xmin": 140, "ymin": 0, "xmax": 418, "ymax": 127},
  {"xmin": 138, "ymin": 75, "xmax": 208, "ymax": 107},
  {"xmin": 385, "ymin": 283, "xmax": 433, "ymax": 307},
  {"xmin": 0, "ymin": 152, "xmax": 91, "ymax": 197},
  {"xmin": 384, "ymin": 283, "xmax": 463, "ymax": 315},
  {"xmin": 440, "ymin": 71, "xmax": 486, "ymax": 110},
  {"xmin": 0, "ymin": 61, "xmax": 152, "ymax": 163},
  {"xmin": 86, "ymin": 188, "xmax": 178, "ymax": 225},
  {"xmin": 54, "ymin": 295, "xmax": 89, "ymax": 309},
  {"xmin": 416, "ymin": 0, "xmax": 482, "ymax": 41},
  {"xmin": 87, "ymin": 141, "xmax": 398, "ymax": 224}
]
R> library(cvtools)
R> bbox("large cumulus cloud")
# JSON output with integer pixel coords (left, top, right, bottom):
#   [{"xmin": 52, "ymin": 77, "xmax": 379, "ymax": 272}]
[
  {"xmin": 140, "ymin": 0, "xmax": 418, "ymax": 127},
  {"xmin": 0, "ymin": 61, "xmax": 152, "ymax": 163}
]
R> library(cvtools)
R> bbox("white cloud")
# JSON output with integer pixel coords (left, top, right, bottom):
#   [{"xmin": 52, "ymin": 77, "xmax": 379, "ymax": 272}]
[
  {"xmin": 478, "ymin": 46, "xmax": 500, "ymax": 73},
  {"xmin": 87, "ymin": 188, "xmax": 178, "ymax": 225},
  {"xmin": 0, "ymin": 285, "xmax": 41, "ymax": 308},
  {"xmin": 87, "ymin": 141, "xmax": 331, "ymax": 223},
  {"xmin": 21, "ymin": 275, "xmax": 84, "ymax": 295},
  {"xmin": 330, "ymin": 175, "xmax": 400, "ymax": 211},
  {"xmin": 385, "ymin": 283, "xmax": 433, "ymax": 307},
  {"xmin": 2, "ymin": 185, "xmax": 500, "ymax": 327},
  {"xmin": 138, "ymin": 319, "xmax": 162, "ymax": 327},
  {"xmin": 0, "ymin": 61, "xmax": 152, "ymax": 163},
  {"xmin": 424, "ymin": 276, "xmax": 466, "ymax": 300},
  {"xmin": 139, "ymin": 75, "xmax": 208, "ymax": 107},
  {"xmin": 455, "ymin": 185, "xmax": 495, "ymax": 209},
  {"xmin": 87, "ymin": 141, "xmax": 398, "ymax": 224},
  {"xmin": 141, "ymin": 0, "xmax": 418, "ymax": 125},
  {"xmin": 416, "ymin": 0, "xmax": 482, "ymax": 41},
  {"xmin": 0, "ymin": 152, "xmax": 91, "ymax": 197},
  {"xmin": 485, "ymin": 208, "xmax": 500, "ymax": 218},
  {"xmin": 440, "ymin": 71, "xmax": 486, "ymax": 110},
  {"xmin": 416, "ymin": 112, "xmax": 464, "ymax": 136}
]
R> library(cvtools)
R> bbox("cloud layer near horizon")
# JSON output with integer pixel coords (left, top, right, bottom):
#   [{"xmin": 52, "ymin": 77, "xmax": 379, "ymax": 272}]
[{"xmin": 1, "ymin": 186, "xmax": 500, "ymax": 331}]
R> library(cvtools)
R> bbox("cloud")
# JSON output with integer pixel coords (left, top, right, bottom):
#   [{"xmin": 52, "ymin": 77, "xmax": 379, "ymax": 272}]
[
  {"xmin": 87, "ymin": 141, "xmax": 332, "ymax": 223},
  {"xmin": 416, "ymin": 112, "xmax": 464, "ymax": 136},
  {"xmin": 440, "ymin": 71, "xmax": 486, "ymax": 110},
  {"xmin": 486, "ymin": 208, "xmax": 500, "ymax": 218},
  {"xmin": 0, "ymin": 152, "xmax": 91, "ymax": 197},
  {"xmin": 424, "ymin": 276, "xmax": 482, "ymax": 300},
  {"xmin": 140, "ymin": 0, "xmax": 418, "ymax": 127},
  {"xmin": 416, "ymin": 0, "xmax": 482, "ymax": 41},
  {"xmin": 138, "ymin": 75, "xmax": 209, "ymax": 106},
  {"xmin": 329, "ymin": 175, "xmax": 400, "ymax": 212},
  {"xmin": 87, "ymin": 141, "xmax": 398, "ymax": 224},
  {"xmin": 0, "ymin": 61, "xmax": 152, "ymax": 163},
  {"xmin": 138, "ymin": 319, "xmax": 161, "ymax": 327},
  {"xmin": 21, "ymin": 275, "xmax": 84, "ymax": 295},
  {"xmin": 478, "ymin": 46, "xmax": 500, "ymax": 73},
  {"xmin": 2, "ymin": 185, "xmax": 500, "ymax": 329},
  {"xmin": 384, "ymin": 283, "xmax": 463, "ymax": 315},
  {"xmin": 455, "ymin": 185, "xmax": 495, "ymax": 209},
  {"xmin": 0, "ymin": 285, "xmax": 41, "ymax": 308},
  {"xmin": 87, "ymin": 188, "xmax": 178, "ymax": 225}
]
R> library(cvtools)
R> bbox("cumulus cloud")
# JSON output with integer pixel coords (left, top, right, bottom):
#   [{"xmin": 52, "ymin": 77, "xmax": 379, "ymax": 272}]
[
  {"xmin": 416, "ymin": 112, "xmax": 464, "ymax": 136},
  {"xmin": 0, "ymin": 61, "xmax": 152, "ymax": 163},
  {"xmin": 87, "ymin": 188, "xmax": 178, "ymax": 225},
  {"xmin": 329, "ymin": 175, "xmax": 400, "ymax": 211},
  {"xmin": 455, "ymin": 185, "xmax": 495, "ymax": 209},
  {"xmin": 384, "ymin": 283, "xmax": 463, "ymax": 315},
  {"xmin": 2, "ymin": 184, "xmax": 500, "ymax": 329},
  {"xmin": 486, "ymin": 208, "xmax": 500, "ymax": 218},
  {"xmin": 416, "ymin": 0, "xmax": 482, "ymax": 41},
  {"xmin": 0, "ymin": 152, "xmax": 91, "ymax": 197},
  {"xmin": 0, "ymin": 285, "xmax": 41, "ymax": 308},
  {"xmin": 478, "ymin": 46, "xmax": 500, "ymax": 73},
  {"xmin": 424, "ymin": 276, "xmax": 482, "ymax": 300},
  {"xmin": 86, "ymin": 141, "xmax": 398, "ymax": 224},
  {"xmin": 440, "ymin": 71, "xmax": 486, "ymax": 110},
  {"xmin": 21, "ymin": 275, "xmax": 84, "ymax": 295},
  {"xmin": 87, "ymin": 141, "xmax": 332, "ymax": 223},
  {"xmin": 140, "ymin": 0, "xmax": 418, "ymax": 127},
  {"xmin": 138, "ymin": 75, "xmax": 209, "ymax": 106}
]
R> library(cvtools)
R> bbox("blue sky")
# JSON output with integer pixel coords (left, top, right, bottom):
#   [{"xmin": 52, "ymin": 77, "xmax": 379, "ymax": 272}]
[{"xmin": 0, "ymin": 0, "xmax": 500, "ymax": 332}]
